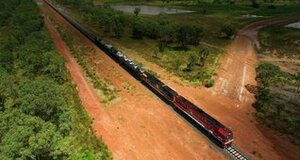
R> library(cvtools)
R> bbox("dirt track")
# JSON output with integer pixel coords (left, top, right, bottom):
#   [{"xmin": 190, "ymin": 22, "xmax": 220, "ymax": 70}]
[
  {"xmin": 214, "ymin": 15, "xmax": 300, "ymax": 104},
  {"xmin": 213, "ymin": 35, "xmax": 257, "ymax": 103},
  {"xmin": 40, "ymin": 1, "xmax": 227, "ymax": 160}
]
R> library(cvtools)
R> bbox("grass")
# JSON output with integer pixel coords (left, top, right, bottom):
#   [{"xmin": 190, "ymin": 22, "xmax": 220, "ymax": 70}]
[
  {"xmin": 64, "ymin": 82, "xmax": 112, "ymax": 159},
  {"xmin": 258, "ymin": 24, "xmax": 300, "ymax": 58},
  {"xmin": 52, "ymin": 20, "xmax": 119, "ymax": 105}
]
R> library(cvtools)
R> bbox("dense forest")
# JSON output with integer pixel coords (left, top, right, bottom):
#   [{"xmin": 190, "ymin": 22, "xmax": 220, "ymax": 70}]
[{"xmin": 0, "ymin": 0, "xmax": 111, "ymax": 159}]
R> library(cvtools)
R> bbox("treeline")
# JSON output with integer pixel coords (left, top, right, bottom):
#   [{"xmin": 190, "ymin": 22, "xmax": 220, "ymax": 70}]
[
  {"xmin": 0, "ymin": 0, "xmax": 111, "ymax": 159},
  {"xmin": 55, "ymin": 0, "xmax": 204, "ymax": 49},
  {"xmin": 254, "ymin": 63, "xmax": 300, "ymax": 144}
]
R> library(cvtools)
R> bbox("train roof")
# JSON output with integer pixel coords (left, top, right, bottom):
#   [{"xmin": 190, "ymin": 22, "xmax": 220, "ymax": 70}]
[
  {"xmin": 145, "ymin": 72, "xmax": 164, "ymax": 85},
  {"xmin": 177, "ymin": 96, "xmax": 232, "ymax": 133},
  {"xmin": 161, "ymin": 85, "xmax": 178, "ymax": 96}
]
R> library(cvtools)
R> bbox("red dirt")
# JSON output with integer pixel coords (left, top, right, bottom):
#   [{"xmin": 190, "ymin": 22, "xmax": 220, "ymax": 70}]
[
  {"xmin": 39, "ymin": 1, "xmax": 227, "ymax": 160},
  {"xmin": 105, "ymin": 17, "xmax": 300, "ymax": 160}
]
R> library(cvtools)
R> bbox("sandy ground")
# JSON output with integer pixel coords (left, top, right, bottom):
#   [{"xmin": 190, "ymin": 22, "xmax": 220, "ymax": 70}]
[
  {"xmin": 39, "ymin": 1, "xmax": 226, "ymax": 160},
  {"xmin": 39, "ymin": 0, "xmax": 300, "ymax": 159}
]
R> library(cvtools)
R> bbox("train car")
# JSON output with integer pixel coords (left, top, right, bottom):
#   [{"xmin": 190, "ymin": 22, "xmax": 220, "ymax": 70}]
[
  {"xmin": 173, "ymin": 96, "xmax": 233, "ymax": 147},
  {"xmin": 161, "ymin": 85, "xmax": 178, "ymax": 101},
  {"xmin": 140, "ymin": 72, "xmax": 175, "ymax": 102},
  {"xmin": 115, "ymin": 51, "xmax": 125, "ymax": 63}
]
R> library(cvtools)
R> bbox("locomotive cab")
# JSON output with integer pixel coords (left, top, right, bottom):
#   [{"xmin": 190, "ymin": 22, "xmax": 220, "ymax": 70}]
[
  {"xmin": 224, "ymin": 132, "xmax": 233, "ymax": 146},
  {"xmin": 216, "ymin": 128, "xmax": 233, "ymax": 147}
]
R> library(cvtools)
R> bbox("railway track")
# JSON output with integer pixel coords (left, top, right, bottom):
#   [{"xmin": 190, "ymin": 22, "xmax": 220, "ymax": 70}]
[{"xmin": 225, "ymin": 145, "xmax": 250, "ymax": 160}]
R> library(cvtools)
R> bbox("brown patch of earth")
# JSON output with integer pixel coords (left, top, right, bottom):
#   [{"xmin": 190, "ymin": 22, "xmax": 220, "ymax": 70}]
[{"xmin": 39, "ymin": 1, "xmax": 226, "ymax": 160}]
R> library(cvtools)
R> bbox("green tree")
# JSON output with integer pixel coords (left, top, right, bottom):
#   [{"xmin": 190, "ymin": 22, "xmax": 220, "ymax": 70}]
[
  {"xmin": 131, "ymin": 18, "xmax": 145, "ymax": 39},
  {"xmin": 157, "ymin": 13, "xmax": 168, "ymax": 25},
  {"xmin": 0, "ymin": 51, "xmax": 14, "ymax": 71},
  {"xmin": 69, "ymin": 150, "xmax": 100, "ymax": 160},
  {"xmin": 112, "ymin": 15, "xmax": 124, "ymax": 38},
  {"xmin": 219, "ymin": 24, "xmax": 236, "ymax": 39},
  {"xmin": 134, "ymin": 7, "xmax": 141, "ymax": 16},
  {"xmin": 256, "ymin": 63, "xmax": 281, "ymax": 87},
  {"xmin": 197, "ymin": 46, "xmax": 211, "ymax": 67},
  {"xmin": 176, "ymin": 25, "xmax": 203, "ymax": 48},
  {"xmin": 15, "ymin": 80, "xmax": 67, "ymax": 122},
  {"xmin": 158, "ymin": 24, "xmax": 176, "ymax": 50},
  {"xmin": 0, "ymin": 112, "xmax": 64, "ymax": 159},
  {"xmin": 177, "ymin": 25, "xmax": 190, "ymax": 49},
  {"xmin": 276, "ymin": 103, "xmax": 285, "ymax": 117},
  {"xmin": 185, "ymin": 51, "xmax": 197, "ymax": 72},
  {"xmin": 253, "ymin": 87, "xmax": 273, "ymax": 114},
  {"xmin": 190, "ymin": 26, "xmax": 203, "ymax": 45},
  {"xmin": 250, "ymin": 0, "xmax": 259, "ymax": 8}
]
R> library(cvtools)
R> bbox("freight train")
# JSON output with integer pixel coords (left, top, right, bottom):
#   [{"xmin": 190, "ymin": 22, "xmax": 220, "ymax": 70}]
[{"xmin": 45, "ymin": 0, "xmax": 234, "ymax": 147}]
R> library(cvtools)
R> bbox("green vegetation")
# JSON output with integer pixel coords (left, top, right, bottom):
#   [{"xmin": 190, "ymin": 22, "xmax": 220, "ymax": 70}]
[
  {"xmin": 254, "ymin": 63, "xmax": 300, "ymax": 144},
  {"xmin": 0, "ymin": 0, "xmax": 112, "ymax": 159},
  {"xmin": 54, "ymin": 23, "xmax": 119, "ymax": 104},
  {"xmin": 258, "ymin": 24, "xmax": 300, "ymax": 58},
  {"xmin": 52, "ymin": 0, "xmax": 300, "ymax": 87}
]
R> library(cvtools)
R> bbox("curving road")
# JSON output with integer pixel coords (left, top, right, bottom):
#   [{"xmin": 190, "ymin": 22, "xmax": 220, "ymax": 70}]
[{"xmin": 213, "ymin": 15, "xmax": 300, "ymax": 104}]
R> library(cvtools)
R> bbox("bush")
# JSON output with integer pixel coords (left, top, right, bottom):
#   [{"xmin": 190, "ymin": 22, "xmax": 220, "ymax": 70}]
[
  {"xmin": 219, "ymin": 24, "xmax": 236, "ymax": 39},
  {"xmin": 204, "ymin": 79, "xmax": 214, "ymax": 88}
]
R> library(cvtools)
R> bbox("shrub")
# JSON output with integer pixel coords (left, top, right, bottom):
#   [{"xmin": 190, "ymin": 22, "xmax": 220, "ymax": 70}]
[
  {"xmin": 219, "ymin": 24, "xmax": 236, "ymax": 39},
  {"xmin": 204, "ymin": 79, "xmax": 214, "ymax": 88}
]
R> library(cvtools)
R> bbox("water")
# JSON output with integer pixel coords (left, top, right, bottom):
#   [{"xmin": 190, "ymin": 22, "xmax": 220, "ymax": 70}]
[
  {"xmin": 111, "ymin": 5, "xmax": 194, "ymax": 15},
  {"xmin": 240, "ymin": 14, "xmax": 263, "ymax": 18},
  {"xmin": 285, "ymin": 22, "xmax": 300, "ymax": 29}
]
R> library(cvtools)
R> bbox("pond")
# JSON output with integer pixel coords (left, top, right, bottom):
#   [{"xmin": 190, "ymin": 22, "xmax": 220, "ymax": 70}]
[
  {"xmin": 111, "ymin": 5, "xmax": 194, "ymax": 15},
  {"xmin": 285, "ymin": 22, "xmax": 300, "ymax": 29}
]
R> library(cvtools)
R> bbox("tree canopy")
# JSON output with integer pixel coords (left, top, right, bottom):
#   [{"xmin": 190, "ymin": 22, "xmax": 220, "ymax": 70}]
[{"xmin": 0, "ymin": 0, "xmax": 111, "ymax": 159}]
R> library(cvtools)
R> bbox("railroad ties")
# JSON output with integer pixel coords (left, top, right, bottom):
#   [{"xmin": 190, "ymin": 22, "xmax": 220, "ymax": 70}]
[{"xmin": 225, "ymin": 145, "xmax": 250, "ymax": 160}]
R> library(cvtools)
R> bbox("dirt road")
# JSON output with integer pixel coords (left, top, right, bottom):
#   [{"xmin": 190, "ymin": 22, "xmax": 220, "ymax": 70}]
[
  {"xmin": 40, "ymin": 1, "xmax": 226, "ymax": 160},
  {"xmin": 213, "ymin": 35, "xmax": 257, "ymax": 103},
  {"xmin": 213, "ymin": 15, "xmax": 300, "ymax": 104}
]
